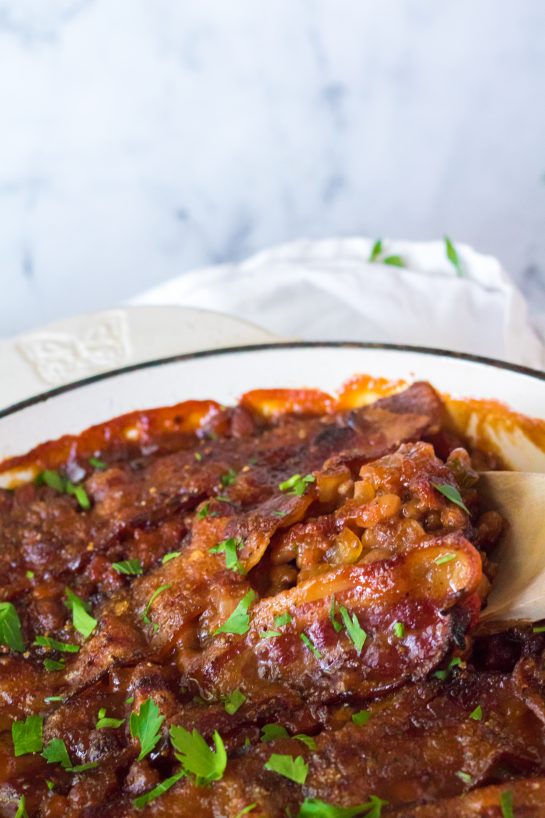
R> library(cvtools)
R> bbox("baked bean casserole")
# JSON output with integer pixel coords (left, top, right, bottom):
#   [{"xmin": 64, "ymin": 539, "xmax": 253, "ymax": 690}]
[{"xmin": 1, "ymin": 380, "xmax": 545, "ymax": 818}]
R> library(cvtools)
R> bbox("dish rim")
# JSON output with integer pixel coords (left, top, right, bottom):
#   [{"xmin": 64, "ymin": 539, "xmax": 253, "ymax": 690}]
[{"xmin": 1, "ymin": 340, "xmax": 544, "ymax": 421}]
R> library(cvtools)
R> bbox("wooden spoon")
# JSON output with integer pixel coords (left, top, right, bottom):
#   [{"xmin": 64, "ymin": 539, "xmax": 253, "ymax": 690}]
[{"xmin": 478, "ymin": 471, "xmax": 545, "ymax": 623}]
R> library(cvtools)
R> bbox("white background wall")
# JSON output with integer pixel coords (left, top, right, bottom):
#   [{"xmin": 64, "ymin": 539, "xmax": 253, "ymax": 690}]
[{"xmin": 1, "ymin": 0, "xmax": 544, "ymax": 336}]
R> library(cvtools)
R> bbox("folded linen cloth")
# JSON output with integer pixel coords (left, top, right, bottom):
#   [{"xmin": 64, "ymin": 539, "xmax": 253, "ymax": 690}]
[{"xmin": 132, "ymin": 237, "xmax": 545, "ymax": 370}]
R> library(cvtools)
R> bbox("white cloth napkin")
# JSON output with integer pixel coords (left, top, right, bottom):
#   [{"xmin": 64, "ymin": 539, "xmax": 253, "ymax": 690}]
[{"xmin": 132, "ymin": 238, "xmax": 545, "ymax": 370}]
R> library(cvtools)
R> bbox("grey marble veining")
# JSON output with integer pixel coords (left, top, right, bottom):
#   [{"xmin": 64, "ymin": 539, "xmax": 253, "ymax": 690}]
[{"xmin": 0, "ymin": 0, "xmax": 544, "ymax": 336}]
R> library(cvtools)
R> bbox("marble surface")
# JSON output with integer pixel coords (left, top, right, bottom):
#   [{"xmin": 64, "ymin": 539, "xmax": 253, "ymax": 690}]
[{"xmin": 1, "ymin": 0, "xmax": 545, "ymax": 337}]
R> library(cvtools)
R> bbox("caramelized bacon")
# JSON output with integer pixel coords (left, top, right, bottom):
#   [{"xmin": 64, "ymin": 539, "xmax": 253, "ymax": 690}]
[{"xmin": 0, "ymin": 380, "xmax": 538, "ymax": 818}]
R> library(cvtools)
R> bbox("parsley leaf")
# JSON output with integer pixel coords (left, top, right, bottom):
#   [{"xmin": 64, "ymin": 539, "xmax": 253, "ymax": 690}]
[
  {"xmin": 352, "ymin": 709, "xmax": 371, "ymax": 727},
  {"xmin": 133, "ymin": 769, "xmax": 186, "ymax": 809},
  {"xmin": 12, "ymin": 714, "xmax": 44, "ymax": 756},
  {"xmin": 42, "ymin": 737, "xmax": 97, "ymax": 772},
  {"xmin": 500, "ymin": 790, "xmax": 514, "ymax": 818},
  {"xmin": 264, "ymin": 753, "xmax": 308, "ymax": 785},
  {"xmin": 469, "ymin": 704, "xmax": 483, "ymax": 721},
  {"xmin": 130, "ymin": 699, "xmax": 164, "ymax": 761},
  {"xmin": 456, "ymin": 770, "xmax": 473, "ymax": 785},
  {"xmin": 235, "ymin": 806, "xmax": 257, "ymax": 818},
  {"xmin": 221, "ymin": 469, "xmax": 237, "ymax": 487},
  {"xmin": 44, "ymin": 658, "xmax": 65, "ymax": 672},
  {"xmin": 434, "ymin": 553, "xmax": 457, "ymax": 566},
  {"xmin": 112, "ymin": 559, "xmax": 143, "ymax": 576},
  {"xmin": 298, "ymin": 796, "xmax": 388, "ymax": 818},
  {"xmin": 209, "ymin": 537, "xmax": 245, "ymax": 574},
  {"xmin": 382, "ymin": 255, "xmax": 405, "ymax": 268},
  {"xmin": 432, "ymin": 482, "xmax": 469, "ymax": 514},
  {"xmin": 162, "ymin": 551, "xmax": 181, "ymax": 564},
  {"xmin": 392, "ymin": 621, "xmax": 405, "ymax": 638},
  {"xmin": 215, "ymin": 589, "xmax": 257, "ymax": 636},
  {"xmin": 0, "ymin": 601, "xmax": 25, "ymax": 652},
  {"xmin": 329, "ymin": 596, "xmax": 342, "ymax": 634},
  {"xmin": 445, "ymin": 236, "xmax": 464, "ymax": 277},
  {"xmin": 275, "ymin": 612, "xmax": 293, "ymax": 628},
  {"xmin": 36, "ymin": 470, "xmax": 91, "ymax": 510},
  {"xmin": 142, "ymin": 584, "xmax": 171, "ymax": 628},
  {"xmin": 96, "ymin": 708, "xmax": 125, "ymax": 729},
  {"xmin": 65, "ymin": 588, "xmax": 97, "ymax": 640},
  {"xmin": 224, "ymin": 689, "xmax": 246, "ymax": 715},
  {"xmin": 261, "ymin": 724, "xmax": 289, "ymax": 742},
  {"xmin": 198, "ymin": 501, "xmax": 211, "ymax": 519},
  {"xmin": 294, "ymin": 733, "xmax": 317, "ymax": 750},
  {"xmin": 259, "ymin": 630, "xmax": 282, "ymax": 639},
  {"xmin": 339, "ymin": 605, "xmax": 367, "ymax": 654},
  {"xmin": 15, "ymin": 796, "xmax": 28, "ymax": 818},
  {"xmin": 368, "ymin": 239, "xmax": 382, "ymax": 262},
  {"xmin": 89, "ymin": 456, "xmax": 107, "ymax": 470},
  {"xmin": 300, "ymin": 632, "xmax": 322, "ymax": 660},
  {"xmin": 169, "ymin": 725, "xmax": 227, "ymax": 786},
  {"xmin": 278, "ymin": 473, "xmax": 315, "ymax": 496},
  {"xmin": 433, "ymin": 656, "xmax": 462, "ymax": 681},
  {"xmin": 42, "ymin": 737, "xmax": 71, "ymax": 767},
  {"xmin": 34, "ymin": 635, "xmax": 79, "ymax": 653}
]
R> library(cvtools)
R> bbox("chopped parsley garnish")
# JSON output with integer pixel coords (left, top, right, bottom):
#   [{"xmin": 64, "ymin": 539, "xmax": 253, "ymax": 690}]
[
  {"xmin": 294, "ymin": 733, "xmax": 317, "ymax": 750},
  {"xmin": 469, "ymin": 704, "xmax": 483, "ymax": 721},
  {"xmin": 89, "ymin": 456, "xmax": 107, "ymax": 470},
  {"xmin": 42, "ymin": 737, "xmax": 97, "ymax": 771},
  {"xmin": 130, "ymin": 698, "xmax": 165, "ymax": 761},
  {"xmin": 126, "ymin": 696, "xmax": 135, "ymax": 705},
  {"xmin": 162, "ymin": 551, "xmax": 181, "ymax": 564},
  {"xmin": 133, "ymin": 769, "xmax": 186, "ymax": 809},
  {"xmin": 194, "ymin": 452, "xmax": 203, "ymax": 462},
  {"xmin": 235, "ymin": 805, "xmax": 257, "ymax": 818},
  {"xmin": 259, "ymin": 630, "xmax": 282, "ymax": 639},
  {"xmin": 36, "ymin": 470, "xmax": 91, "ymax": 510},
  {"xmin": 96, "ymin": 708, "xmax": 125, "ymax": 729},
  {"xmin": 272, "ymin": 510, "xmax": 288, "ymax": 517},
  {"xmin": 500, "ymin": 790, "xmax": 514, "ymax": 818},
  {"xmin": 44, "ymin": 658, "xmax": 65, "ymax": 672},
  {"xmin": 198, "ymin": 501, "xmax": 211, "ymax": 519},
  {"xmin": 368, "ymin": 239, "xmax": 382, "ymax": 262},
  {"xmin": 434, "ymin": 553, "xmax": 457, "ymax": 566},
  {"xmin": 209, "ymin": 537, "xmax": 245, "ymax": 574},
  {"xmin": 41, "ymin": 738, "xmax": 70, "ymax": 767},
  {"xmin": 142, "ymin": 584, "xmax": 171, "ymax": 628},
  {"xmin": 221, "ymin": 469, "xmax": 237, "ymax": 487},
  {"xmin": 224, "ymin": 688, "xmax": 246, "ymax": 715},
  {"xmin": 434, "ymin": 656, "xmax": 462, "ymax": 681},
  {"xmin": 533, "ymin": 624, "xmax": 545, "ymax": 634},
  {"xmin": 392, "ymin": 621, "xmax": 405, "ymax": 638},
  {"xmin": 264, "ymin": 753, "xmax": 308, "ymax": 785},
  {"xmin": 169, "ymin": 725, "xmax": 227, "ymax": 786},
  {"xmin": 112, "ymin": 559, "xmax": 143, "ymax": 576},
  {"xmin": 339, "ymin": 605, "xmax": 367, "ymax": 654},
  {"xmin": 298, "ymin": 796, "xmax": 388, "ymax": 817},
  {"xmin": 329, "ymin": 596, "xmax": 342, "ymax": 634},
  {"xmin": 215, "ymin": 589, "xmax": 257, "ymax": 636},
  {"xmin": 261, "ymin": 723, "xmax": 289, "ymax": 742},
  {"xmin": 15, "ymin": 796, "xmax": 28, "ymax": 818},
  {"xmin": 34, "ymin": 635, "xmax": 80, "ymax": 653},
  {"xmin": 300, "ymin": 632, "xmax": 322, "ymax": 660},
  {"xmin": 26, "ymin": 570, "xmax": 35, "ymax": 580},
  {"xmin": 456, "ymin": 770, "xmax": 473, "ymax": 785},
  {"xmin": 445, "ymin": 236, "xmax": 463, "ymax": 277},
  {"xmin": 432, "ymin": 482, "xmax": 469, "ymax": 514},
  {"xmin": 46, "ymin": 780, "xmax": 54, "ymax": 791},
  {"xmin": 278, "ymin": 473, "xmax": 315, "ymax": 496},
  {"xmin": 0, "ymin": 601, "xmax": 25, "ymax": 652},
  {"xmin": 275, "ymin": 612, "xmax": 293, "ymax": 628},
  {"xmin": 352, "ymin": 709, "xmax": 372, "ymax": 727},
  {"xmin": 12, "ymin": 714, "xmax": 44, "ymax": 756},
  {"xmin": 65, "ymin": 588, "xmax": 97, "ymax": 640},
  {"xmin": 44, "ymin": 696, "xmax": 64, "ymax": 703},
  {"xmin": 382, "ymin": 255, "xmax": 404, "ymax": 268}
]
